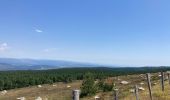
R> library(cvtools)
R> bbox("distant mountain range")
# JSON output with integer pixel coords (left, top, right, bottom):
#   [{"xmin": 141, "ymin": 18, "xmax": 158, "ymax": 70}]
[{"xmin": 0, "ymin": 58, "xmax": 104, "ymax": 70}]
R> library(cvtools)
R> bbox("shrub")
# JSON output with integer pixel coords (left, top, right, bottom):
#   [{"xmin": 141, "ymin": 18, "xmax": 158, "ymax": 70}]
[
  {"xmin": 80, "ymin": 72, "xmax": 97, "ymax": 97},
  {"xmin": 103, "ymin": 83, "xmax": 114, "ymax": 92}
]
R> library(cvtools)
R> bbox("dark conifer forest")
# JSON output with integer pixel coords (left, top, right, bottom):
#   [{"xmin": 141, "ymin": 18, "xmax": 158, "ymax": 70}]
[{"xmin": 0, "ymin": 67, "xmax": 169, "ymax": 90}]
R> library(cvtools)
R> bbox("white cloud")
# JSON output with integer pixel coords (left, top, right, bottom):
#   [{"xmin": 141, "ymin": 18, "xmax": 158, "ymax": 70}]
[
  {"xmin": 0, "ymin": 43, "xmax": 9, "ymax": 52},
  {"xmin": 35, "ymin": 29, "xmax": 43, "ymax": 33}
]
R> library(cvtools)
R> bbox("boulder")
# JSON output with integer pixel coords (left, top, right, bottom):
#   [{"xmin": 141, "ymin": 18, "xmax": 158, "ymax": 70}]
[
  {"xmin": 129, "ymin": 89, "xmax": 135, "ymax": 93},
  {"xmin": 120, "ymin": 81, "xmax": 129, "ymax": 85},
  {"xmin": 94, "ymin": 95, "xmax": 100, "ymax": 100},
  {"xmin": 1, "ymin": 90, "xmax": 7, "ymax": 95},
  {"xmin": 17, "ymin": 97, "xmax": 26, "ymax": 100},
  {"xmin": 67, "ymin": 85, "xmax": 71, "ymax": 88},
  {"xmin": 35, "ymin": 97, "xmax": 42, "ymax": 100},
  {"xmin": 138, "ymin": 87, "xmax": 145, "ymax": 91},
  {"xmin": 37, "ymin": 85, "xmax": 42, "ymax": 88},
  {"xmin": 140, "ymin": 82, "xmax": 144, "ymax": 85}
]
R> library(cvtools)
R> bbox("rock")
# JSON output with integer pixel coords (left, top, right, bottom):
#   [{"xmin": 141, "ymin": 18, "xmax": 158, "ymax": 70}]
[
  {"xmin": 35, "ymin": 97, "xmax": 42, "ymax": 100},
  {"xmin": 138, "ymin": 87, "xmax": 145, "ymax": 91},
  {"xmin": 37, "ymin": 85, "xmax": 42, "ymax": 88},
  {"xmin": 118, "ymin": 78, "xmax": 121, "ymax": 81},
  {"xmin": 94, "ymin": 95, "xmax": 100, "ymax": 99},
  {"xmin": 129, "ymin": 89, "xmax": 135, "ymax": 93},
  {"xmin": 1, "ymin": 90, "xmax": 7, "ymax": 95},
  {"xmin": 140, "ymin": 82, "xmax": 144, "ymax": 85},
  {"xmin": 120, "ymin": 81, "xmax": 129, "ymax": 85},
  {"xmin": 139, "ymin": 74, "xmax": 144, "ymax": 77},
  {"xmin": 52, "ymin": 84, "xmax": 56, "ymax": 87},
  {"xmin": 67, "ymin": 85, "xmax": 71, "ymax": 88},
  {"xmin": 17, "ymin": 97, "xmax": 26, "ymax": 100},
  {"xmin": 153, "ymin": 83, "xmax": 157, "ymax": 85}
]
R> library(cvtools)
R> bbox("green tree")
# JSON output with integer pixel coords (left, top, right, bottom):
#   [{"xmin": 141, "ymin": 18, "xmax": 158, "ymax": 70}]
[
  {"xmin": 80, "ymin": 72, "xmax": 97, "ymax": 97},
  {"xmin": 103, "ymin": 83, "xmax": 114, "ymax": 92},
  {"xmin": 0, "ymin": 80, "xmax": 4, "ymax": 90},
  {"xmin": 96, "ymin": 79, "xmax": 104, "ymax": 91}
]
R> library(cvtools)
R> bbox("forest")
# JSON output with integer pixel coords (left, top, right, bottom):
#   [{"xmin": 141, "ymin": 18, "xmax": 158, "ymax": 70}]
[{"xmin": 0, "ymin": 67, "xmax": 169, "ymax": 91}]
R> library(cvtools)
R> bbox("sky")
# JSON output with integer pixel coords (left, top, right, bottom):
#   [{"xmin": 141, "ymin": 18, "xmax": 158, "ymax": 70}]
[{"xmin": 0, "ymin": 0, "xmax": 170, "ymax": 66}]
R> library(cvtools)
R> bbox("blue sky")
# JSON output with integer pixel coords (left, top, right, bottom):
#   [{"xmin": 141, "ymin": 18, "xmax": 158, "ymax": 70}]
[{"xmin": 0, "ymin": 0, "xmax": 170, "ymax": 66}]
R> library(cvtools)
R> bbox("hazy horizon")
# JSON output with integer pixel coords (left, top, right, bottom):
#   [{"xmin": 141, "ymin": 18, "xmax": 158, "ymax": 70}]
[{"xmin": 1, "ymin": 0, "xmax": 170, "ymax": 66}]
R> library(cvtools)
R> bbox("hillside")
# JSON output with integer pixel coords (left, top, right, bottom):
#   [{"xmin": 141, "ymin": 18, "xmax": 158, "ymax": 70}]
[
  {"xmin": 0, "ymin": 72, "xmax": 169, "ymax": 100},
  {"xmin": 0, "ymin": 67, "xmax": 170, "ymax": 91},
  {"xmin": 0, "ymin": 58, "xmax": 102, "ymax": 70}
]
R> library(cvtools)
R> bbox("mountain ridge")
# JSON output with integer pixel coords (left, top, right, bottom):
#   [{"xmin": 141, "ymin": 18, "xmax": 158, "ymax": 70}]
[{"xmin": 0, "ymin": 58, "xmax": 105, "ymax": 70}]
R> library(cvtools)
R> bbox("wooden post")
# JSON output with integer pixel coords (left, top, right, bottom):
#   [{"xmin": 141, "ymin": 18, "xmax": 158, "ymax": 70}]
[
  {"xmin": 114, "ymin": 89, "xmax": 118, "ymax": 100},
  {"xmin": 161, "ymin": 71, "xmax": 164, "ymax": 91},
  {"xmin": 146, "ymin": 73, "xmax": 153, "ymax": 100},
  {"xmin": 135, "ymin": 85, "xmax": 139, "ymax": 100},
  {"xmin": 72, "ymin": 90, "xmax": 80, "ymax": 100},
  {"xmin": 168, "ymin": 73, "xmax": 170, "ymax": 85}
]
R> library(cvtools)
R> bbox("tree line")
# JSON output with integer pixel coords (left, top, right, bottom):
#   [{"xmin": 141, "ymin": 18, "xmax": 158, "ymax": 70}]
[{"xmin": 0, "ymin": 67, "xmax": 169, "ymax": 90}]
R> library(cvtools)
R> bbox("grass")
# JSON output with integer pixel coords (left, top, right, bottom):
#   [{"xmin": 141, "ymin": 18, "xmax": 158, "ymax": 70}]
[
  {"xmin": 0, "ymin": 72, "xmax": 170, "ymax": 100},
  {"xmin": 122, "ymin": 76, "xmax": 170, "ymax": 100},
  {"xmin": 0, "ymin": 81, "xmax": 82, "ymax": 100}
]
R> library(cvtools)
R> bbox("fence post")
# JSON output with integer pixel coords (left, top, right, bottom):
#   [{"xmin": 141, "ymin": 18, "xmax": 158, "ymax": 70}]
[
  {"xmin": 72, "ymin": 90, "xmax": 80, "ymax": 100},
  {"xmin": 161, "ymin": 71, "xmax": 164, "ymax": 91},
  {"xmin": 135, "ymin": 85, "xmax": 139, "ymax": 100},
  {"xmin": 146, "ymin": 73, "xmax": 153, "ymax": 100},
  {"xmin": 167, "ymin": 73, "xmax": 170, "ymax": 85},
  {"xmin": 114, "ymin": 89, "xmax": 118, "ymax": 100}
]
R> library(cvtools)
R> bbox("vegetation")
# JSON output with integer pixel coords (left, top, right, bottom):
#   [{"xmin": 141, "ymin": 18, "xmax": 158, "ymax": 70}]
[
  {"xmin": 124, "ymin": 80, "xmax": 170, "ymax": 100},
  {"xmin": 80, "ymin": 72, "xmax": 115, "ymax": 97},
  {"xmin": 102, "ymin": 82, "xmax": 115, "ymax": 92},
  {"xmin": 96, "ymin": 78, "xmax": 115, "ymax": 92},
  {"xmin": 0, "ymin": 71, "xmax": 170, "ymax": 100},
  {"xmin": 0, "ymin": 67, "xmax": 169, "ymax": 91},
  {"xmin": 80, "ymin": 72, "xmax": 97, "ymax": 97}
]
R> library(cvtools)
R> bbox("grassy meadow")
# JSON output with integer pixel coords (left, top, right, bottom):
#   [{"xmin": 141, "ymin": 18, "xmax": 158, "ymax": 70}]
[{"xmin": 0, "ymin": 71, "xmax": 169, "ymax": 100}]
